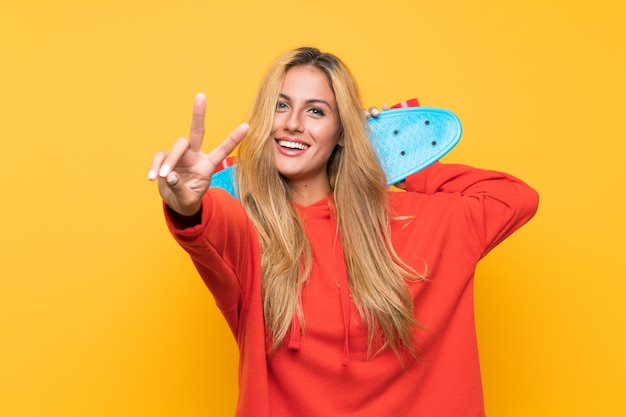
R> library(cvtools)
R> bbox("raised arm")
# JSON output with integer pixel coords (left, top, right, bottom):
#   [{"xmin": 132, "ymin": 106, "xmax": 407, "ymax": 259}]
[
  {"xmin": 405, "ymin": 162, "xmax": 539, "ymax": 257},
  {"xmin": 148, "ymin": 94, "xmax": 254, "ymax": 333}
]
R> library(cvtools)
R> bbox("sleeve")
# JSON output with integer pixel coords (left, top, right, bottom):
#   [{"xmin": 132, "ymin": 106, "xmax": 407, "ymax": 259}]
[
  {"xmin": 405, "ymin": 162, "xmax": 539, "ymax": 258},
  {"xmin": 164, "ymin": 188, "xmax": 257, "ymax": 333}
]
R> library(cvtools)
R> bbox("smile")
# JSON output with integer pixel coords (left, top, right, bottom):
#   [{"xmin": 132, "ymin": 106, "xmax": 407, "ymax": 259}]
[{"xmin": 277, "ymin": 140, "xmax": 310, "ymax": 150}]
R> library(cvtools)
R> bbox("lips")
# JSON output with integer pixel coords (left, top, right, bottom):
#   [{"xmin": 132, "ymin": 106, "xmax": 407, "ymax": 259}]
[{"xmin": 275, "ymin": 135, "xmax": 311, "ymax": 157}]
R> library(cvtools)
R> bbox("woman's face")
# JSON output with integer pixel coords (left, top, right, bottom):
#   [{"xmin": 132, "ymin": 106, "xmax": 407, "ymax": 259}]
[{"xmin": 271, "ymin": 65, "xmax": 342, "ymax": 190}]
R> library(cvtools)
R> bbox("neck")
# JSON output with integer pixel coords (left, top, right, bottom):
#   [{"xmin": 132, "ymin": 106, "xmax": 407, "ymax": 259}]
[{"xmin": 288, "ymin": 181, "xmax": 331, "ymax": 206}]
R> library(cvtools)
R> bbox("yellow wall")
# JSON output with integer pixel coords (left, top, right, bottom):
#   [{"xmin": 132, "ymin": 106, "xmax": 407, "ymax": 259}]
[{"xmin": 2, "ymin": 0, "xmax": 625, "ymax": 415}]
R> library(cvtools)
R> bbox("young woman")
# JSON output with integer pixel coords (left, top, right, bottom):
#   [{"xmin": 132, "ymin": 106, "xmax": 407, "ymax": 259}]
[{"xmin": 148, "ymin": 47, "xmax": 539, "ymax": 417}]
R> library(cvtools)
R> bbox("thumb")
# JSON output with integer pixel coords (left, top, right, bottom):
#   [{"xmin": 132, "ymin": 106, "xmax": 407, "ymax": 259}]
[{"xmin": 162, "ymin": 172, "xmax": 202, "ymax": 216}]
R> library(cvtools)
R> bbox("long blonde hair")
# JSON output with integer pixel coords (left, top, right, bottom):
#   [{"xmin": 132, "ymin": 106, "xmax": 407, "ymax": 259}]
[{"xmin": 237, "ymin": 47, "xmax": 424, "ymax": 358}]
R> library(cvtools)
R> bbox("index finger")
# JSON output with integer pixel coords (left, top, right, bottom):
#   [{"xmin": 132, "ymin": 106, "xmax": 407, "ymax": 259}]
[
  {"xmin": 189, "ymin": 93, "xmax": 206, "ymax": 151},
  {"xmin": 207, "ymin": 123, "xmax": 250, "ymax": 168}
]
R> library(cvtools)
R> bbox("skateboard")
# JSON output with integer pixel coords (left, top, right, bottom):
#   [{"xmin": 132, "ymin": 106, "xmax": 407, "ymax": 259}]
[{"xmin": 209, "ymin": 100, "xmax": 462, "ymax": 198}]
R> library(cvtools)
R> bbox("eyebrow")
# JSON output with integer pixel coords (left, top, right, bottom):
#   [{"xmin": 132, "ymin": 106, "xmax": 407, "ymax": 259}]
[{"xmin": 278, "ymin": 93, "xmax": 335, "ymax": 110}]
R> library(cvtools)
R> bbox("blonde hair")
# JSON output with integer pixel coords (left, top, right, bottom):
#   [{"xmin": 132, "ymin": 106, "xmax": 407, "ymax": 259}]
[{"xmin": 237, "ymin": 47, "xmax": 424, "ymax": 358}]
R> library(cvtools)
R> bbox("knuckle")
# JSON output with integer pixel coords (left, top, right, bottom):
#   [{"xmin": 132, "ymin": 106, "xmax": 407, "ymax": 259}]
[{"xmin": 190, "ymin": 127, "xmax": 204, "ymax": 136}]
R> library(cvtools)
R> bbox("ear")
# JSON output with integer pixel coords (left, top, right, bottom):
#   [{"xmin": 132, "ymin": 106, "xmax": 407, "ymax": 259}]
[{"xmin": 337, "ymin": 126, "xmax": 345, "ymax": 147}]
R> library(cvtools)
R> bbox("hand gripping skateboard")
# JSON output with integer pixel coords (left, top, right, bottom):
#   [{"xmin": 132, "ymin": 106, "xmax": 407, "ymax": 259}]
[{"xmin": 209, "ymin": 99, "xmax": 462, "ymax": 198}]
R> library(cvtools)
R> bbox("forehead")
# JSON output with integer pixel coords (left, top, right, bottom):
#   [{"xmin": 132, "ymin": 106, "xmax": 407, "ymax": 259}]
[{"xmin": 281, "ymin": 65, "xmax": 336, "ymax": 105}]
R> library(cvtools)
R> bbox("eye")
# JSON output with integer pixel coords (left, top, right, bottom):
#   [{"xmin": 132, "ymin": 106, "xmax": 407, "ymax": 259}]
[
  {"xmin": 307, "ymin": 107, "xmax": 326, "ymax": 117},
  {"xmin": 276, "ymin": 101, "xmax": 289, "ymax": 112}
]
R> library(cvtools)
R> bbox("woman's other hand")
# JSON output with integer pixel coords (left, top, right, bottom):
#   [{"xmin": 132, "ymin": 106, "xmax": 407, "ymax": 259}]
[
  {"xmin": 364, "ymin": 102, "xmax": 406, "ymax": 189},
  {"xmin": 364, "ymin": 103, "xmax": 391, "ymax": 118}
]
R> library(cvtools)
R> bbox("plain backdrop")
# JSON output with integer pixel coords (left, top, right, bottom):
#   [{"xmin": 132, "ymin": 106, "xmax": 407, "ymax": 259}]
[{"xmin": 2, "ymin": 0, "xmax": 625, "ymax": 415}]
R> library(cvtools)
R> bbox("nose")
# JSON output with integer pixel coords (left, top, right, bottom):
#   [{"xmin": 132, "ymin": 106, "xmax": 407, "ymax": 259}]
[{"xmin": 286, "ymin": 109, "xmax": 304, "ymax": 132}]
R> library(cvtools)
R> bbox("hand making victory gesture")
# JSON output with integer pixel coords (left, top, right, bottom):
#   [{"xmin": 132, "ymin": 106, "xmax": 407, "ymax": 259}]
[{"xmin": 148, "ymin": 93, "xmax": 249, "ymax": 216}]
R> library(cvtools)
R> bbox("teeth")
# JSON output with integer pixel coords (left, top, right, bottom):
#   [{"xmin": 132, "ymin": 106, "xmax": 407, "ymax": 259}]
[{"xmin": 278, "ymin": 140, "xmax": 309, "ymax": 150}]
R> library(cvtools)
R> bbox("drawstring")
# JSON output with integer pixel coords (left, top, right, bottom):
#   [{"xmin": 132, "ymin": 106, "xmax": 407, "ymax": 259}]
[
  {"xmin": 337, "ymin": 268, "xmax": 351, "ymax": 366},
  {"xmin": 287, "ymin": 197, "xmax": 352, "ymax": 365},
  {"xmin": 288, "ymin": 312, "xmax": 301, "ymax": 350},
  {"xmin": 287, "ymin": 241, "xmax": 351, "ymax": 365},
  {"xmin": 329, "ymin": 209, "xmax": 351, "ymax": 366}
]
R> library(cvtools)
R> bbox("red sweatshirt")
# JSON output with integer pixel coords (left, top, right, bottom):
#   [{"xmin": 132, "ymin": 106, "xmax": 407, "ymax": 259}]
[{"xmin": 165, "ymin": 162, "xmax": 539, "ymax": 417}]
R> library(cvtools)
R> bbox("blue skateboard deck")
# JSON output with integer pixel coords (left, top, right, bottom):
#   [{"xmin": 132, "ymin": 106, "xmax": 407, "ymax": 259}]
[
  {"xmin": 210, "ymin": 106, "xmax": 462, "ymax": 198},
  {"xmin": 368, "ymin": 107, "xmax": 462, "ymax": 185}
]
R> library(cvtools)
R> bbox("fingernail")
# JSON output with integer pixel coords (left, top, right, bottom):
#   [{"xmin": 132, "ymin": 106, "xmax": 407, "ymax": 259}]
[
  {"xmin": 372, "ymin": 109, "xmax": 380, "ymax": 116},
  {"xmin": 166, "ymin": 173, "xmax": 178, "ymax": 185},
  {"xmin": 159, "ymin": 164, "xmax": 171, "ymax": 177},
  {"xmin": 148, "ymin": 170, "xmax": 157, "ymax": 180}
]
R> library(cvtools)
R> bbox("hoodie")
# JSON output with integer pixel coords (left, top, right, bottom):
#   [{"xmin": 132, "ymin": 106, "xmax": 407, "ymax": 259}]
[{"xmin": 165, "ymin": 162, "xmax": 539, "ymax": 417}]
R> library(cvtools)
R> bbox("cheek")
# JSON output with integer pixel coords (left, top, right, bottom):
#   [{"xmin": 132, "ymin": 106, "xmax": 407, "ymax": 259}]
[
  {"xmin": 309, "ymin": 121, "xmax": 339, "ymax": 142},
  {"xmin": 320, "ymin": 128, "xmax": 341, "ymax": 150},
  {"xmin": 271, "ymin": 115, "xmax": 282, "ymax": 134}
]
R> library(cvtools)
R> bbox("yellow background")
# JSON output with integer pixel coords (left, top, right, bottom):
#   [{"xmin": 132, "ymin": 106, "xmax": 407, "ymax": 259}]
[{"xmin": 2, "ymin": 0, "xmax": 625, "ymax": 415}]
